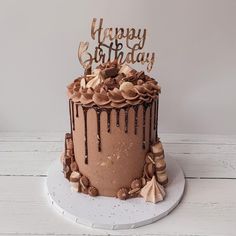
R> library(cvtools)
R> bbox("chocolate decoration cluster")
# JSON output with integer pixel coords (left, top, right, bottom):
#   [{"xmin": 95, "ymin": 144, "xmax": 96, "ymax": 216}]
[
  {"xmin": 145, "ymin": 141, "xmax": 168, "ymax": 186},
  {"xmin": 116, "ymin": 178, "xmax": 146, "ymax": 200},
  {"xmin": 116, "ymin": 140, "xmax": 168, "ymax": 201},
  {"xmin": 61, "ymin": 133, "xmax": 98, "ymax": 197},
  {"xmin": 61, "ymin": 133, "xmax": 77, "ymax": 179},
  {"xmin": 67, "ymin": 60, "xmax": 161, "ymax": 109}
]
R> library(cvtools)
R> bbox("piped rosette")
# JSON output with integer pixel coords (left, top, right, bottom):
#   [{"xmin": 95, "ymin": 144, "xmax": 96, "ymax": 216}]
[{"xmin": 67, "ymin": 61, "xmax": 161, "ymax": 108}]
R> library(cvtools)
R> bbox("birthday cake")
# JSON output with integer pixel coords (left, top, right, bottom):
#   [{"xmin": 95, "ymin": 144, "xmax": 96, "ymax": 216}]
[{"xmin": 61, "ymin": 19, "xmax": 168, "ymax": 203}]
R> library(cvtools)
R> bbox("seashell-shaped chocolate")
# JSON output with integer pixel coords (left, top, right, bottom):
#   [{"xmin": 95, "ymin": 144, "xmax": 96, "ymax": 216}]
[
  {"xmin": 144, "ymin": 163, "xmax": 156, "ymax": 180},
  {"xmin": 117, "ymin": 188, "xmax": 129, "ymax": 200},
  {"xmin": 63, "ymin": 155, "xmax": 71, "ymax": 166},
  {"xmin": 131, "ymin": 179, "xmax": 142, "ymax": 189},
  {"xmin": 88, "ymin": 186, "xmax": 98, "ymax": 197},
  {"xmin": 79, "ymin": 176, "xmax": 90, "ymax": 188},
  {"xmin": 108, "ymin": 88, "xmax": 126, "ymax": 103}
]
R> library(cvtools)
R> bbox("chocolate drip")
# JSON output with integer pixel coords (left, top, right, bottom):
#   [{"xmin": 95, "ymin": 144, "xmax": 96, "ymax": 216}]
[
  {"xmin": 75, "ymin": 104, "xmax": 79, "ymax": 118},
  {"xmin": 153, "ymin": 99, "xmax": 157, "ymax": 130},
  {"xmin": 82, "ymin": 106, "xmax": 89, "ymax": 164},
  {"xmin": 133, "ymin": 105, "xmax": 139, "ymax": 135},
  {"xmin": 107, "ymin": 109, "xmax": 111, "ymax": 133},
  {"xmin": 124, "ymin": 107, "xmax": 129, "ymax": 133},
  {"xmin": 116, "ymin": 109, "xmax": 120, "ymax": 127},
  {"xmin": 96, "ymin": 109, "xmax": 101, "ymax": 152},
  {"xmin": 69, "ymin": 99, "xmax": 73, "ymax": 135},
  {"xmin": 142, "ymin": 103, "xmax": 149, "ymax": 149},
  {"xmin": 149, "ymin": 102, "xmax": 153, "ymax": 146},
  {"xmin": 71, "ymin": 101, "xmax": 75, "ymax": 130},
  {"xmin": 155, "ymin": 98, "xmax": 159, "ymax": 142}
]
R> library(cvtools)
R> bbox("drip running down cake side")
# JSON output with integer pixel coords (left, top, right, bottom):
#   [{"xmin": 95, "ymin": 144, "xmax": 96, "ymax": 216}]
[{"xmin": 61, "ymin": 61, "xmax": 168, "ymax": 203}]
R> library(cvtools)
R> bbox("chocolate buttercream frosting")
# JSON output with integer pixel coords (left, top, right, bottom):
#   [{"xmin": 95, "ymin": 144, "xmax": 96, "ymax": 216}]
[{"xmin": 67, "ymin": 61, "xmax": 161, "ymax": 108}]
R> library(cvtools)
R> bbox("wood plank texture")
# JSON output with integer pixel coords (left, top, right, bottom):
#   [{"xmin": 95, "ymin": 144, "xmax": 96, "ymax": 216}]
[
  {"xmin": 0, "ymin": 132, "xmax": 235, "ymax": 236},
  {"xmin": 0, "ymin": 177, "xmax": 235, "ymax": 236}
]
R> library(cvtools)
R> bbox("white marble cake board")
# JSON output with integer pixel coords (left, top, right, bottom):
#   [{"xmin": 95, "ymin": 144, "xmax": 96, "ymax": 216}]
[{"xmin": 46, "ymin": 155, "xmax": 185, "ymax": 230}]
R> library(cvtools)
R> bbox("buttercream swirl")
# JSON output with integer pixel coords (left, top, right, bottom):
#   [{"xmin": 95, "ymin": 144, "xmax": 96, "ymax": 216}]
[{"xmin": 67, "ymin": 62, "xmax": 161, "ymax": 108}]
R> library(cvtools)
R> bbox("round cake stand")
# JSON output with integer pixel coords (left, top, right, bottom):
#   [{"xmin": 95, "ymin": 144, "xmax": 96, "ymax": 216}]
[{"xmin": 46, "ymin": 155, "xmax": 185, "ymax": 230}]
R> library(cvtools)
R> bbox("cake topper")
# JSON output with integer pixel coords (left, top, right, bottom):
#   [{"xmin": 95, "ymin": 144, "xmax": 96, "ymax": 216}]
[{"xmin": 78, "ymin": 18, "xmax": 155, "ymax": 72}]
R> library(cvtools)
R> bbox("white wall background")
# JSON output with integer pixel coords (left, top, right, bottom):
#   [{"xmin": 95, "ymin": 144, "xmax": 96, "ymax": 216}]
[{"xmin": 0, "ymin": 0, "xmax": 236, "ymax": 134}]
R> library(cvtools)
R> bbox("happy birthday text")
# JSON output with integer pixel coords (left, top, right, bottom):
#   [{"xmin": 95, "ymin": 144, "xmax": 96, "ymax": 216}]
[{"xmin": 78, "ymin": 18, "xmax": 155, "ymax": 72}]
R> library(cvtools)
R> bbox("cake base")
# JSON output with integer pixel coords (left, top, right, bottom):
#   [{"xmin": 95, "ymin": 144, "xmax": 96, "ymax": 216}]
[{"xmin": 46, "ymin": 155, "xmax": 185, "ymax": 230}]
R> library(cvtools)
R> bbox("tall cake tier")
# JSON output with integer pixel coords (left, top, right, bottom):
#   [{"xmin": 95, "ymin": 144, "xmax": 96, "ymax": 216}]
[{"xmin": 69, "ymin": 99, "xmax": 159, "ymax": 197}]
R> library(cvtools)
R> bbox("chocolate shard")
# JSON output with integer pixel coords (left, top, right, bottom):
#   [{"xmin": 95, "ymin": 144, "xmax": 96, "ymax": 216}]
[{"xmin": 101, "ymin": 67, "xmax": 119, "ymax": 79}]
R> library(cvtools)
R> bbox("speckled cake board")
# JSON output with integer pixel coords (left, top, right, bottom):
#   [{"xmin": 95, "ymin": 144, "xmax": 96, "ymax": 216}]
[{"xmin": 46, "ymin": 155, "xmax": 185, "ymax": 230}]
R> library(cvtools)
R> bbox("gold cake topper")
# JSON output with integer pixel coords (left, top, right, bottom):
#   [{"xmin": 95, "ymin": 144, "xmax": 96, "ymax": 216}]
[{"xmin": 78, "ymin": 18, "xmax": 155, "ymax": 72}]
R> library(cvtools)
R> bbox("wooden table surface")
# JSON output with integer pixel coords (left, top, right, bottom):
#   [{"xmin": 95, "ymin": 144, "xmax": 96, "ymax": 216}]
[{"xmin": 0, "ymin": 132, "xmax": 235, "ymax": 236}]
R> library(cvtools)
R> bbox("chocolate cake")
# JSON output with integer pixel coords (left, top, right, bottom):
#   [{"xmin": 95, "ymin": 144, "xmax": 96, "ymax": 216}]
[
  {"xmin": 60, "ymin": 18, "xmax": 168, "ymax": 204},
  {"xmin": 61, "ymin": 61, "xmax": 168, "ymax": 203}
]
